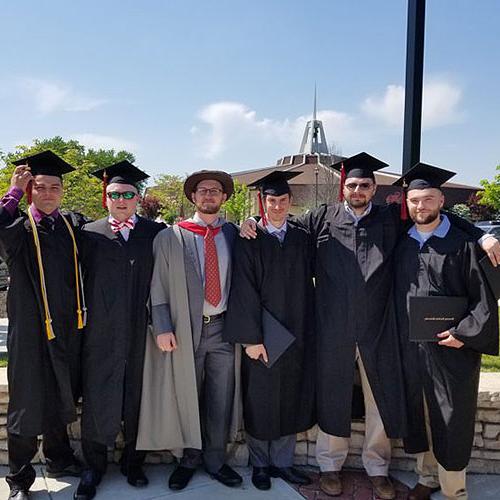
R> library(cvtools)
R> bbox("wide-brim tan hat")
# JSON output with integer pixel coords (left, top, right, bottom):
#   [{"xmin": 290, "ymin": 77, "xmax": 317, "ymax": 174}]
[{"xmin": 184, "ymin": 170, "xmax": 234, "ymax": 202}]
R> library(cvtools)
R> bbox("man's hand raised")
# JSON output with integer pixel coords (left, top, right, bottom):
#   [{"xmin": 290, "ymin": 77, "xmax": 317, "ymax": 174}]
[{"xmin": 11, "ymin": 165, "xmax": 33, "ymax": 193}]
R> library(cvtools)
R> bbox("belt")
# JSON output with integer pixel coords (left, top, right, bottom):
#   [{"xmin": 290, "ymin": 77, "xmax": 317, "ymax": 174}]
[{"xmin": 203, "ymin": 312, "xmax": 225, "ymax": 324}]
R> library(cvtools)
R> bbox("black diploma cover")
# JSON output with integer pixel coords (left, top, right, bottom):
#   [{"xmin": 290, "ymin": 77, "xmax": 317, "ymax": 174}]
[
  {"xmin": 260, "ymin": 307, "xmax": 295, "ymax": 368},
  {"xmin": 409, "ymin": 296, "xmax": 468, "ymax": 342}
]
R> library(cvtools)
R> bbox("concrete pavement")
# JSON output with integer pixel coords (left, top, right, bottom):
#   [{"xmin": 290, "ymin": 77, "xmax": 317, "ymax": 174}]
[{"xmin": 0, "ymin": 465, "xmax": 304, "ymax": 500}]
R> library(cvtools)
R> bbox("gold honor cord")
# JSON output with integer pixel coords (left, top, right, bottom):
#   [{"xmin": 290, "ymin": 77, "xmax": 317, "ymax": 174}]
[
  {"xmin": 61, "ymin": 214, "xmax": 86, "ymax": 330},
  {"xmin": 28, "ymin": 210, "xmax": 87, "ymax": 340},
  {"xmin": 27, "ymin": 208, "xmax": 55, "ymax": 340}
]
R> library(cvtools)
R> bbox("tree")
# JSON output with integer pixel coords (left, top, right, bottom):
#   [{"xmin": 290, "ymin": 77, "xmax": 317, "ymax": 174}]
[
  {"xmin": 479, "ymin": 164, "xmax": 500, "ymax": 213},
  {"xmin": 223, "ymin": 180, "xmax": 251, "ymax": 223},
  {"xmin": 148, "ymin": 174, "xmax": 192, "ymax": 223},
  {"xmin": 139, "ymin": 194, "xmax": 162, "ymax": 220},
  {"xmin": 0, "ymin": 136, "xmax": 136, "ymax": 220}
]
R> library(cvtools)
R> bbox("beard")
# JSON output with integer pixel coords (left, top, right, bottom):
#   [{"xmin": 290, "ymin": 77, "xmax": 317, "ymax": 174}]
[
  {"xmin": 347, "ymin": 197, "xmax": 369, "ymax": 209},
  {"xmin": 195, "ymin": 201, "xmax": 222, "ymax": 214},
  {"xmin": 412, "ymin": 209, "xmax": 440, "ymax": 225}
]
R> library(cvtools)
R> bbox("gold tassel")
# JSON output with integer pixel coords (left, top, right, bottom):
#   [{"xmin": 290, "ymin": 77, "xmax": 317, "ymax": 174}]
[
  {"xmin": 77, "ymin": 309, "xmax": 83, "ymax": 329},
  {"xmin": 45, "ymin": 318, "xmax": 55, "ymax": 340}
]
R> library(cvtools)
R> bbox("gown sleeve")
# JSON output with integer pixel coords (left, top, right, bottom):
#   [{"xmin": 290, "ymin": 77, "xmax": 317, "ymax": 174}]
[
  {"xmin": 223, "ymin": 235, "xmax": 263, "ymax": 345},
  {"xmin": 451, "ymin": 240, "xmax": 499, "ymax": 355}
]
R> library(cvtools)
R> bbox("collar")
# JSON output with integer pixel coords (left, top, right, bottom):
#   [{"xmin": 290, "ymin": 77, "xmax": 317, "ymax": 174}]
[
  {"xmin": 408, "ymin": 214, "xmax": 450, "ymax": 245},
  {"xmin": 191, "ymin": 212, "xmax": 224, "ymax": 228},
  {"xmin": 29, "ymin": 204, "xmax": 60, "ymax": 224},
  {"xmin": 344, "ymin": 201, "xmax": 372, "ymax": 221},
  {"xmin": 108, "ymin": 213, "xmax": 138, "ymax": 225},
  {"xmin": 267, "ymin": 220, "xmax": 287, "ymax": 234}
]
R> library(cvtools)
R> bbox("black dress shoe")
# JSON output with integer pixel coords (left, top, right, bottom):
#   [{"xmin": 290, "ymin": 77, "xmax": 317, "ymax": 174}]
[
  {"xmin": 73, "ymin": 469, "xmax": 102, "ymax": 500},
  {"xmin": 120, "ymin": 465, "xmax": 149, "ymax": 487},
  {"xmin": 210, "ymin": 464, "xmax": 243, "ymax": 487},
  {"xmin": 268, "ymin": 466, "xmax": 311, "ymax": 485},
  {"xmin": 252, "ymin": 467, "xmax": 271, "ymax": 490},
  {"xmin": 168, "ymin": 466, "xmax": 196, "ymax": 490},
  {"xmin": 8, "ymin": 488, "xmax": 29, "ymax": 500},
  {"xmin": 46, "ymin": 458, "xmax": 82, "ymax": 478}
]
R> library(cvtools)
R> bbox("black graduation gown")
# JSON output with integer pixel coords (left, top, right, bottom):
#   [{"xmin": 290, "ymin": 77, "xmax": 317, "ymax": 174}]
[
  {"xmin": 394, "ymin": 223, "xmax": 499, "ymax": 470},
  {"xmin": 294, "ymin": 203, "xmax": 407, "ymax": 438},
  {"xmin": 0, "ymin": 206, "xmax": 85, "ymax": 436},
  {"xmin": 80, "ymin": 216, "xmax": 165, "ymax": 446},
  {"xmin": 223, "ymin": 224, "xmax": 316, "ymax": 440}
]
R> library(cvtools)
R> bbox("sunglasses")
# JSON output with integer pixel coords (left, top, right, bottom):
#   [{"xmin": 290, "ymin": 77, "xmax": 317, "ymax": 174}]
[
  {"xmin": 344, "ymin": 182, "xmax": 374, "ymax": 191},
  {"xmin": 107, "ymin": 191, "xmax": 137, "ymax": 200}
]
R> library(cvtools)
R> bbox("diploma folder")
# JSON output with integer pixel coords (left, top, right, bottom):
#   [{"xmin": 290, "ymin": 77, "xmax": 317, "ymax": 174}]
[
  {"xmin": 409, "ymin": 296, "xmax": 468, "ymax": 342},
  {"xmin": 479, "ymin": 255, "xmax": 500, "ymax": 300},
  {"xmin": 260, "ymin": 307, "xmax": 295, "ymax": 368}
]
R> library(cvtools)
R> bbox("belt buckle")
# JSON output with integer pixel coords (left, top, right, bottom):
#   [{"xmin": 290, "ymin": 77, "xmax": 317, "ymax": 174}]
[{"xmin": 203, "ymin": 315, "xmax": 211, "ymax": 324}]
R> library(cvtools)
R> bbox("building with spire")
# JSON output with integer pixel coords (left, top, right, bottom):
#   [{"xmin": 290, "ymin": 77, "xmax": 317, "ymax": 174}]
[{"xmin": 232, "ymin": 92, "xmax": 479, "ymax": 213}]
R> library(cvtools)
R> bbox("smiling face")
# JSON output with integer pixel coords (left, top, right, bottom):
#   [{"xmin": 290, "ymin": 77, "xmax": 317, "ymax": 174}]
[
  {"xmin": 343, "ymin": 177, "xmax": 377, "ymax": 210},
  {"xmin": 191, "ymin": 179, "xmax": 227, "ymax": 214},
  {"xmin": 31, "ymin": 175, "xmax": 64, "ymax": 214},
  {"xmin": 106, "ymin": 182, "xmax": 139, "ymax": 221},
  {"xmin": 406, "ymin": 187, "xmax": 444, "ymax": 225},
  {"xmin": 264, "ymin": 193, "xmax": 291, "ymax": 227}
]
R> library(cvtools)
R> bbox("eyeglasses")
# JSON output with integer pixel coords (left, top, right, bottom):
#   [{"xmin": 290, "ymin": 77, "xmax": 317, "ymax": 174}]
[
  {"xmin": 344, "ymin": 182, "xmax": 374, "ymax": 191},
  {"xmin": 195, "ymin": 188, "xmax": 223, "ymax": 196},
  {"xmin": 107, "ymin": 191, "xmax": 137, "ymax": 200}
]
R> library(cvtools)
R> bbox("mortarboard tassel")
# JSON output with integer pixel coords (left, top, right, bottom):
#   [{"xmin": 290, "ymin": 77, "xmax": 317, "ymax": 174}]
[
  {"xmin": 101, "ymin": 170, "xmax": 108, "ymax": 209},
  {"xmin": 338, "ymin": 163, "xmax": 346, "ymax": 202},
  {"xmin": 26, "ymin": 181, "xmax": 33, "ymax": 205},
  {"xmin": 400, "ymin": 184, "xmax": 408, "ymax": 221},
  {"xmin": 257, "ymin": 191, "xmax": 267, "ymax": 226}
]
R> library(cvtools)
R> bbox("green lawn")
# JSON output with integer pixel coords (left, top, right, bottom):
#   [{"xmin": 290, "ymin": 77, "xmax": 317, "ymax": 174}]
[
  {"xmin": 481, "ymin": 353, "xmax": 500, "ymax": 371},
  {"xmin": 0, "ymin": 353, "xmax": 7, "ymax": 367}
]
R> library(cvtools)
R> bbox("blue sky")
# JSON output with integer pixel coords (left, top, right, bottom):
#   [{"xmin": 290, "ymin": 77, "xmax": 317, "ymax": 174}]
[{"xmin": 1, "ymin": 0, "xmax": 499, "ymax": 186}]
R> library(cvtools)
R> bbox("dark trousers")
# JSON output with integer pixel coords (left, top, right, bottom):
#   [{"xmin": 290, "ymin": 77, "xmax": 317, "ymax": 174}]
[
  {"xmin": 81, "ymin": 439, "xmax": 145, "ymax": 475},
  {"xmin": 247, "ymin": 434, "xmax": 297, "ymax": 468},
  {"xmin": 180, "ymin": 316, "xmax": 235, "ymax": 474},
  {"xmin": 6, "ymin": 427, "xmax": 74, "ymax": 491}
]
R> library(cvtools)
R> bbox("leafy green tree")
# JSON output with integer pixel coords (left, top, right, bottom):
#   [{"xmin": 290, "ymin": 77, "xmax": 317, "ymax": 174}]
[
  {"xmin": 0, "ymin": 136, "xmax": 135, "ymax": 220},
  {"xmin": 448, "ymin": 203, "xmax": 472, "ymax": 220},
  {"xmin": 148, "ymin": 174, "xmax": 194, "ymax": 223},
  {"xmin": 479, "ymin": 164, "xmax": 500, "ymax": 212},
  {"xmin": 223, "ymin": 180, "xmax": 250, "ymax": 223}
]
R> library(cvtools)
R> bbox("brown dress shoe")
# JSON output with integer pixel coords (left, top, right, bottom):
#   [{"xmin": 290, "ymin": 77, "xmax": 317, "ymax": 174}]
[
  {"xmin": 408, "ymin": 482, "xmax": 440, "ymax": 500},
  {"xmin": 369, "ymin": 475, "xmax": 396, "ymax": 499},
  {"xmin": 319, "ymin": 471, "xmax": 342, "ymax": 496}
]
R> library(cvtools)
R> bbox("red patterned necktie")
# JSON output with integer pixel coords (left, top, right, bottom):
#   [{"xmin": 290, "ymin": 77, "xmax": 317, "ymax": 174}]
[
  {"xmin": 178, "ymin": 221, "xmax": 222, "ymax": 306},
  {"xmin": 203, "ymin": 225, "xmax": 222, "ymax": 307},
  {"xmin": 110, "ymin": 217, "xmax": 135, "ymax": 233}
]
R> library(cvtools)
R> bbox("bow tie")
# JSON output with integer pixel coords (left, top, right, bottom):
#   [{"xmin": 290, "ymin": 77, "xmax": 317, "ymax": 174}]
[{"xmin": 110, "ymin": 217, "xmax": 135, "ymax": 233}]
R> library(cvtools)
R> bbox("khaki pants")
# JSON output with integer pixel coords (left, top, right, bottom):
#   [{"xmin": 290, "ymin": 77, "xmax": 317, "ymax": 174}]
[
  {"xmin": 415, "ymin": 396, "xmax": 467, "ymax": 500},
  {"xmin": 316, "ymin": 346, "xmax": 391, "ymax": 476}
]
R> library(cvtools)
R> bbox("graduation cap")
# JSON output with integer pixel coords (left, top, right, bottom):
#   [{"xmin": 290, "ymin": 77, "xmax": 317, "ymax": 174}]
[
  {"xmin": 12, "ymin": 150, "xmax": 75, "ymax": 204},
  {"xmin": 92, "ymin": 160, "xmax": 149, "ymax": 208},
  {"xmin": 393, "ymin": 162, "xmax": 456, "ymax": 220},
  {"xmin": 331, "ymin": 152, "xmax": 388, "ymax": 201},
  {"xmin": 248, "ymin": 170, "xmax": 302, "ymax": 226},
  {"xmin": 393, "ymin": 162, "xmax": 456, "ymax": 190},
  {"xmin": 13, "ymin": 150, "xmax": 75, "ymax": 177}
]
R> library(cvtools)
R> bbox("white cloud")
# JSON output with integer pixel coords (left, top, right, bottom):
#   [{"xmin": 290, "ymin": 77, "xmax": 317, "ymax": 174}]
[
  {"xmin": 70, "ymin": 133, "xmax": 138, "ymax": 152},
  {"xmin": 361, "ymin": 78, "xmax": 463, "ymax": 129},
  {"xmin": 191, "ymin": 101, "xmax": 354, "ymax": 160},
  {"xmin": 20, "ymin": 78, "xmax": 106, "ymax": 114}
]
